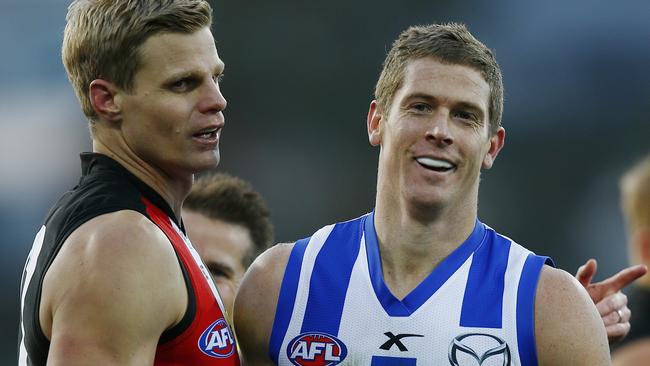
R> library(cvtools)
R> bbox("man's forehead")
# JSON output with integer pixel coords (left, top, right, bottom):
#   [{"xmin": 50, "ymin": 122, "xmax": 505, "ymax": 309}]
[
  {"xmin": 137, "ymin": 28, "xmax": 222, "ymax": 76},
  {"xmin": 404, "ymin": 58, "xmax": 488, "ymax": 86},
  {"xmin": 399, "ymin": 58, "xmax": 490, "ymax": 108}
]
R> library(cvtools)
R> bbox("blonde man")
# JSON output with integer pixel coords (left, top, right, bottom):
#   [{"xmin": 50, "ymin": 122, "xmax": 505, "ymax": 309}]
[
  {"xmin": 18, "ymin": 1, "xmax": 239, "ymax": 365},
  {"xmin": 235, "ymin": 23, "xmax": 642, "ymax": 365},
  {"xmin": 613, "ymin": 153, "xmax": 650, "ymax": 366}
]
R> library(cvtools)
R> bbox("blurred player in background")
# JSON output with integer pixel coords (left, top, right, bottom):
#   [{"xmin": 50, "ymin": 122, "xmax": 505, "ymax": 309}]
[
  {"xmin": 183, "ymin": 172, "xmax": 274, "ymax": 323},
  {"xmin": 612, "ymin": 153, "xmax": 650, "ymax": 366}
]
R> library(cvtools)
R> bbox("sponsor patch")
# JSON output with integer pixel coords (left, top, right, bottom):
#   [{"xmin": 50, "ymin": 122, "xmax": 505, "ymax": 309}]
[
  {"xmin": 286, "ymin": 332, "xmax": 347, "ymax": 366},
  {"xmin": 448, "ymin": 333, "xmax": 510, "ymax": 366},
  {"xmin": 198, "ymin": 318, "xmax": 236, "ymax": 358}
]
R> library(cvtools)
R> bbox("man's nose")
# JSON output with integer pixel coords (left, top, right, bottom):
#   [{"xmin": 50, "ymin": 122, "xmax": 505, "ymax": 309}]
[
  {"xmin": 199, "ymin": 79, "xmax": 227, "ymax": 114},
  {"xmin": 426, "ymin": 111, "xmax": 453, "ymax": 146}
]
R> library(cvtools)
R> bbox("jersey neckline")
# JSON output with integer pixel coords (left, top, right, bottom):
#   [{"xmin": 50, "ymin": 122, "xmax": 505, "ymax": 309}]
[
  {"xmin": 80, "ymin": 152, "xmax": 184, "ymax": 231},
  {"xmin": 363, "ymin": 211, "xmax": 487, "ymax": 316}
]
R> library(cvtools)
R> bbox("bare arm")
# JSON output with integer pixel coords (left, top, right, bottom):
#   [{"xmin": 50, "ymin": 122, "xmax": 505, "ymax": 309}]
[
  {"xmin": 575, "ymin": 258, "xmax": 647, "ymax": 344},
  {"xmin": 234, "ymin": 243, "xmax": 293, "ymax": 366},
  {"xmin": 40, "ymin": 211, "xmax": 187, "ymax": 365},
  {"xmin": 536, "ymin": 265, "xmax": 611, "ymax": 365}
]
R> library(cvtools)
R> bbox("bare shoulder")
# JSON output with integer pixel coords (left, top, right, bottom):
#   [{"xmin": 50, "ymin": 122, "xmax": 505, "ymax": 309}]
[
  {"xmin": 41, "ymin": 210, "xmax": 187, "ymax": 365},
  {"xmin": 234, "ymin": 242, "xmax": 295, "ymax": 365},
  {"xmin": 535, "ymin": 265, "xmax": 611, "ymax": 366}
]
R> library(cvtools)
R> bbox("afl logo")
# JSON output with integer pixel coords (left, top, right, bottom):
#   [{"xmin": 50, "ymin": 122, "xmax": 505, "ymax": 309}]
[
  {"xmin": 286, "ymin": 332, "xmax": 347, "ymax": 366},
  {"xmin": 197, "ymin": 318, "xmax": 236, "ymax": 358},
  {"xmin": 448, "ymin": 333, "xmax": 510, "ymax": 366}
]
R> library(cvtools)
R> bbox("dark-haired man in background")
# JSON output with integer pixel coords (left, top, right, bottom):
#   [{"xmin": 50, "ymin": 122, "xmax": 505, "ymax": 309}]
[{"xmin": 184, "ymin": 173, "xmax": 274, "ymax": 323}]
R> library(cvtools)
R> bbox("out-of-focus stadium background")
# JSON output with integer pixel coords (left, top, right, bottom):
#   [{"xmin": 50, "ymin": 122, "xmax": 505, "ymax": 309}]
[{"xmin": 1, "ymin": 0, "xmax": 648, "ymax": 362}]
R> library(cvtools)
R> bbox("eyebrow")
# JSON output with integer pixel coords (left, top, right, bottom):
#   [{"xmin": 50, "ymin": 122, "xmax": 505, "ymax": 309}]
[
  {"xmin": 403, "ymin": 93, "xmax": 486, "ymax": 119},
  {"xmin": 165, "ymin": 61, "xmax": 225, "ymax": 83},
  {"xmin": 454, "ymin": 101, "xmax": 486, "ymax": 120}
]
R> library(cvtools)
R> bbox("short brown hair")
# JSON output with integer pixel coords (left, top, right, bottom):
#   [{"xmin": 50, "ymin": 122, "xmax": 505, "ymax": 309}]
[
  {"xmin": 62, "ymin": 0, "xmax": 213, "ymax": 121},
  {"xmin": 375, "ymin": 23, "xmax": 504, "ymax": 134},
  {"xmin": 621, "ymin": 153, "xmax": 650, "ymax": 231},
  {"xmin": 184, "ymin": 173, "xmax": 274, "ymax": 266}
]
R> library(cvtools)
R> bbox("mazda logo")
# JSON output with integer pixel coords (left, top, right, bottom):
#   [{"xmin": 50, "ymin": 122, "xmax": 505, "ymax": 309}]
[{"xmin": 448, "ymin": 333, "xmax": 510, "ymax": 366}]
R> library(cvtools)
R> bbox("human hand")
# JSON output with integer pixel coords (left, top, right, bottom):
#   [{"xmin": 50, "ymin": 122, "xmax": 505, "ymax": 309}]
[{"xmin": 575, "ymin": 258, "xmax": 648, "ymax": 344}]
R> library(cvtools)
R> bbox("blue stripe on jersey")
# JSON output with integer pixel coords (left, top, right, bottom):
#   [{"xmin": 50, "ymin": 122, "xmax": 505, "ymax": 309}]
[
  {"xmin": 460, "ymin": 229, "xmax": 511, "ymax": 328},
  {"xmin": 269, "ymin": 237, "xmax": 310, "ymax": 364},
  {"xmin": 300, "ymin": 217, "xmax": 364, "ymax": 335},
  {"xmin": 365, "ymin": 213, "xmax": 487, "ymax": 316},
  {"xmin": 371, "ymin": 356, "xmax": 417, "ymax": 365},
  {"xmin": 516, "ymin": 254, "xmax": 554, "ymax": 366}
]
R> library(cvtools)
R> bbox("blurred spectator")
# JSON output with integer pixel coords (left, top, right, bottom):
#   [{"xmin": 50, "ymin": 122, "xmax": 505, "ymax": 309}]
[
  {"xmin": 613, "ymin": 153, "xmax": 650, "ymax": 366},
  {"xmin": 183, "ymin": 172, "xmax": 274, "ymax": 322}
]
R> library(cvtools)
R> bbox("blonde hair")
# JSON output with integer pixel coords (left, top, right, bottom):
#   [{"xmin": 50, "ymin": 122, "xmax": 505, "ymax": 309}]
[
  {"xmin": 620, "ymin": 153, "xmax": 650, "ymax": 231},
  {"xmin": 374, "ymin": 23, "xmax": 504, "ymax": 135},
  {"xmin": 62, "ymin": 0, "xmax": 213, "ymax": 121}
]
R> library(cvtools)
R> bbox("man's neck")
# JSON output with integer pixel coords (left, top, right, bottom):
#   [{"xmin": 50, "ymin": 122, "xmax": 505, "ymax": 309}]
[
  {"xmin": 92, "ymin": 139, "xmax": 192, "ymax": 219},
  {"xmin": 373, "ymin": 196, "xmax": 478, "ymax": 299}
]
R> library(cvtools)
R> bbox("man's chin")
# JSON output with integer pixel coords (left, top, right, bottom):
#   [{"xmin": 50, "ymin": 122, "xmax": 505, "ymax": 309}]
[
  {"xmin": 405, "ymin": 190, "xmax": 449, "ymax": 215},
  {"xmin": 195, "ymin": 151, "xmax": 221, "ymax": 171}
]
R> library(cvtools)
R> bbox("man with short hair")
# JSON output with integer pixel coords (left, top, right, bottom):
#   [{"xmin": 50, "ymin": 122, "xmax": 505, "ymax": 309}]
[
  {"xmin": 183, "ymin": 173, "xmax": 274, "ymax": 322},
  {"xmin": 234, "ymin": 23, "xmax": 626, "ymax": 365},
  {"xmin": 18, "ymin": 1, "xmax": 239, "ymax": 364}
]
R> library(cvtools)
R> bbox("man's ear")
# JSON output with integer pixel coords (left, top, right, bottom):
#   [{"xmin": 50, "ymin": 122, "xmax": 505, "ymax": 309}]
[
  {"xmin": 367, "ymin": 100, "xmax": 384, "ymax": 146},
  {"xmin": 482, "ymin": 127, "xmax": 506, "ymax": 169},
  {"xmin": 89, "ymin": 79, "xmax": 122, "ymax": 122}
]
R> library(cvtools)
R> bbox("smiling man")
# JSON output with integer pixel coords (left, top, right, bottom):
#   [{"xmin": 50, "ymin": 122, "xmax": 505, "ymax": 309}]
[
  {"xmin": 18, "ymin": 1, "xmax": 239, "ymax": 365},
  {"xmin": 235, "ymin": 23, "xmax": 613, "ymax": 365}
]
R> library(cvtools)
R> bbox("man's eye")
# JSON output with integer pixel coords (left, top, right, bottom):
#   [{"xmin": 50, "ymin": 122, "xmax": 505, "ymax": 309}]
[
  {"xmin": 453, "ymin": 110, "xmax": 477, "ymax": 121},
  {"xmin": 210, "ymin": 269, "xmax": 226, "ymax": 278},
  {"xmin": 411, "ymin": 103, "xmax": 431, "ymax": 113},
  {"xmin": 208, "ymin": 267, "xmax": 232, "ymax": 280},
  {"xmin": 170, "ymin": 78, "xmax": 196, "ymax": 92}
]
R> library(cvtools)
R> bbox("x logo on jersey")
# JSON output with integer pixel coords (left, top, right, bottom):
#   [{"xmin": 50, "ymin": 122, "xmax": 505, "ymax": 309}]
[{"xmin": 379, "ymin": 332, "xmax": 424, "ymax": 351}]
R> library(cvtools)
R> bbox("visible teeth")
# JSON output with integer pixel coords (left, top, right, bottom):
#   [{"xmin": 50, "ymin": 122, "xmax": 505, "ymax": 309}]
[
  {"xmin": 416, "ymin": 157, "xmax": 454, "ymax": 169},
  {"xmin": 196, "ymin": 129, "xmax": 216, "ymax": 138}
]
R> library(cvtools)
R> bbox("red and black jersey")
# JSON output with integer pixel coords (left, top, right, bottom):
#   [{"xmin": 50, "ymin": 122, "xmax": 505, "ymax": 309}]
[{"xmin": 18, "ymin": 153, "xmax": 240, "ymax": 365}]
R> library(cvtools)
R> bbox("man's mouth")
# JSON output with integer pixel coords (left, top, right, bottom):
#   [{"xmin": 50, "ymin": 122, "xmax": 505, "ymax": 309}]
[
  {"xmin": 193, "ymin": 128, "xmax": 219, "ymax": 140},
  {"xmin": 415, "ymin": 157, "xmax": 456, "ymax": 172}
]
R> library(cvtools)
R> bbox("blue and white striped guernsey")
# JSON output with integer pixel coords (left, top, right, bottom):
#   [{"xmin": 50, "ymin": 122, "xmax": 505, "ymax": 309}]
[{"xmin": 269, "ymin": 212, "xmax": 553, "ymax": 366}]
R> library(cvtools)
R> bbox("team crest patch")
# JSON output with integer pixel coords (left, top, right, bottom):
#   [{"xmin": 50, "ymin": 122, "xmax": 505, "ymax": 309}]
[
  {"xmin": 286, "ymin": 332, "xmax": 347, "ymax": 366},
  {"xmin": 197, "ymin": 318, "xmax": 236, "ymax": 358},
  {"xmin": 448, "ymin": 333, "xmax": 510, "ymax": 366}
]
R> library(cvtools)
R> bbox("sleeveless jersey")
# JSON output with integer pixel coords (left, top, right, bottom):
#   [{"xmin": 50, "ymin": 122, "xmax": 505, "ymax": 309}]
[
  {"xmin": 18, "ymin": 153, "xmax": 240, "ymax": 366},
  {"xmin": 270, "ymin": 212, "xmax": 553, "ymax": 366}
]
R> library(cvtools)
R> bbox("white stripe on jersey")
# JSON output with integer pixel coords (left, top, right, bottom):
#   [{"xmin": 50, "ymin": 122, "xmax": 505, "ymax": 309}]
[
  {"xmin": 274, "ymin": 216, "xmax": 541, "ymax": 366},
  {"xmin": 168, "ymin": 218, "xmax": 228, "ymax": 314},
  {"xmin": 19, "ymin": 225, "xmax": 47, "ymax": 366}
]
